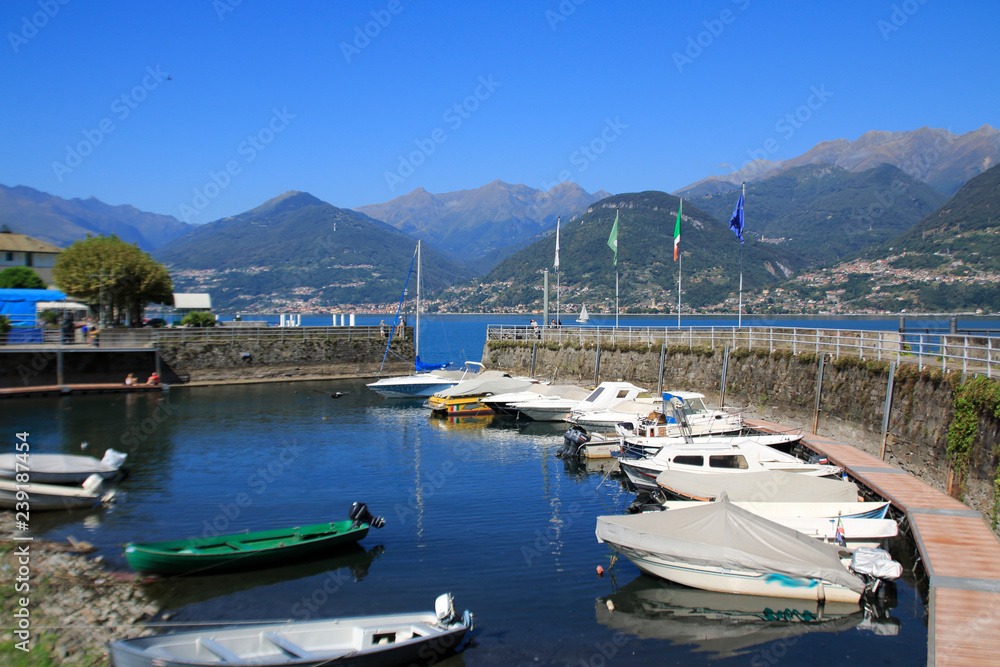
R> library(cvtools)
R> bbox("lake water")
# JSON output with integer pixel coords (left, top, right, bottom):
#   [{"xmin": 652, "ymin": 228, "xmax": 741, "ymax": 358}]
[{"xmin": 8, "ymin": 374, "xmax": 929, "ymax": 665}]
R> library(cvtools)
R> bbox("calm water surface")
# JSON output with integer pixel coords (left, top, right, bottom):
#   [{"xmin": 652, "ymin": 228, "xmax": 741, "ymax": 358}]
[{"xmin": 5, "ymin": 378, "xmax": 928, "ymax": 665}]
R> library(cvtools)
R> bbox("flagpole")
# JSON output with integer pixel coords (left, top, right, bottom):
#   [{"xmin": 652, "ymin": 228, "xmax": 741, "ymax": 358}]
[
  {"xmin": 738, "ymin": 182, "xmax": 745, "ymax": 328},
  {"xmin": 555, "ymin": 216, "xmax": 561, "ymax": 326},
  {"xmin": 615, "ymin": 209, "xmax": 620, "ymax": 329},
  {"xmin": 677, "ymin": 199, "xmax": 682, "ymax": 329}
]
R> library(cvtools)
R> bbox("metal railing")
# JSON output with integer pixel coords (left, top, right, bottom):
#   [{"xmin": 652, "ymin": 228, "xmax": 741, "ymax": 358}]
[
  {"xmin": 144, "ymin": 325, "xmax": 394, "ymax": 345},
  {"xmin": 486, "ymin": 325, "xmax": 1000, "ymax": 379},
  {"xmin": 0, "ymin": 325, "xmax": 402, "ymax": 348}
]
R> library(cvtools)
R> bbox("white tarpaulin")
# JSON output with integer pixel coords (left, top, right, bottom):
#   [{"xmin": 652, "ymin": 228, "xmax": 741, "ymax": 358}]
[
  {"xmin": 596, "ymin": 498, "xmax": 866, "ymax": 594},
  {"xmin": 432, "ymin": 372, "xmax": 534, "ymax": 398},
  {"xmin": 655, "ymin": 469, "xmax": 860, "ymax": 503}
]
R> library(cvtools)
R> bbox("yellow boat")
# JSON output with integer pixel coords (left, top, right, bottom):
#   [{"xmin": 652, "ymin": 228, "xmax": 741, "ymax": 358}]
[{"xmin": 426, "ymin": 372, "xmax": 535, "ymax": 417}]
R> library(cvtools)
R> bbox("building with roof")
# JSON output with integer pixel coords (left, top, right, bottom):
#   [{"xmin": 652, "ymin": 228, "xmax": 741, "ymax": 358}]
[{"xmin": 0, "ymin": 226, "xmax": 62, "ymax": 284}]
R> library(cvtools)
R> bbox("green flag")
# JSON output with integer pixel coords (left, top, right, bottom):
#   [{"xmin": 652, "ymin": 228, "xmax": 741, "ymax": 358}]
[
  {"xmin": 674, "ymin": 199, "xmax": 681, "ymax": 262},
  {"xmin": 607, "ymin": 210, "xmax": 619, "ymax": 265}
]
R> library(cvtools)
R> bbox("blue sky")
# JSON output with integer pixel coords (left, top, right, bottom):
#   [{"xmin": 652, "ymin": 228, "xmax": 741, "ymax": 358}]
[{"xmin": 2, "ymin": 0, "xmax": 997, "ymax": 225}]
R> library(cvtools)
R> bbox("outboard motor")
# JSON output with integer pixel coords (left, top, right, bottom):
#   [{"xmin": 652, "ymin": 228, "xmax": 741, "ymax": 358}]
[
  {"xmin": 558, "ymin": 427, "xmax": 591, "ymax": 458},
  {"xmin": 349, "ymin": 502, "xmax": 385, "ymax": 529}
]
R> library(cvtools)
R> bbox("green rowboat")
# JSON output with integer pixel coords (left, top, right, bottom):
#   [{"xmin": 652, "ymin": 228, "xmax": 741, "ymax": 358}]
[{"xmin": 123, "ymin": 502, "xmax": 384, "ymax": 576}]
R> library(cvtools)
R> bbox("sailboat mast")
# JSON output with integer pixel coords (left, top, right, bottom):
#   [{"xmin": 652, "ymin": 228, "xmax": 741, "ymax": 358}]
[
  {"xmin": 738, "ymin": 182, "xmax": 744, "ymax": 329},
  {"xmin": 415, "ymin": 240, "xmax": 421, "ymax": 360}
]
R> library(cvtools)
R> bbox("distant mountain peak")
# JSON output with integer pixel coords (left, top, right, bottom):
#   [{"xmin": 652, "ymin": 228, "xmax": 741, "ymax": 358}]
[
  {"xmin": 676, "ymin": 125, "xmax": 1000, "ymax": 198},
  {"xmin": 248, "ymin": 190, "xmax": 325, "ymax": 215}
]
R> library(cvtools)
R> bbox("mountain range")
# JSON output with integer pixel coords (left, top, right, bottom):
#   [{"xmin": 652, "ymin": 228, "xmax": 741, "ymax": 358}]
[
  {"xmin": 152, "ymin": 191, "xmax": 475, "ymax": 312},
  {"xmin": 4, "ymin": 124, "xmax": 999, "ymax": 313},
  {"xmin": 0, "ymin": 184, "xmax": 194, "ymax": 252},
  {"xmin": 689, "ymin": 163, "xmax": 948, "ymax": 266},
  {"xmin": 677, "ymin": 125, "xmax": 1000, "ymax": 198},
  {"xmin": 770, "ymin": 163, "xmax": 1000, "ymax": 314},
  {"xmin": 442, "ymin": 190, "xmax": 804, "ymax": 313},
  {"xmin": 354, "ymin": 180, "xmax": 609, "ymax": 267}
]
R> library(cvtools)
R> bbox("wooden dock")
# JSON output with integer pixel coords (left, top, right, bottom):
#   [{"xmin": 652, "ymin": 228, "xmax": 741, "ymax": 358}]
[
  {"xmin": 747, "ymin": 418, "xmax": 1000, "ymax": 666},
  {"xmin": 0, "ymin": 383, "xmax": 164, "ymax": 399}
]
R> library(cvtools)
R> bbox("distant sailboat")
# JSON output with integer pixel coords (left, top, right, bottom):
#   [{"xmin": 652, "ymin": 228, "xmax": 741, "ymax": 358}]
[{"xmin": 576, "ymin": 304, "xmax": 590, "ymax": 323}]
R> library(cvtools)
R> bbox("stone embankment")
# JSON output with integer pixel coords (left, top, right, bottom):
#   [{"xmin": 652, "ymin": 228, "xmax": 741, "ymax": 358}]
[
  {"xmin": 0, "ymin": 513, "xmax": 157, "ymax": 665},
  {"xmin": 485, "ymin": 340, "xmax": 999, "ymax": 528},
  {"xmin": 158, "ymin": 337, "xmax": 413, "ymax": 383}
]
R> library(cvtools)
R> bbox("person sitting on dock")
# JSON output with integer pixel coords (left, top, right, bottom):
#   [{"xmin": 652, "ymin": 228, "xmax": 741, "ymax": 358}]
[
  {"xmin": 145, "ymin": 371, "xmax": 160, "ymax": 385},
  {"xmin": 124, "ymin": 373, "xmax": 136, "ymax": 386}
]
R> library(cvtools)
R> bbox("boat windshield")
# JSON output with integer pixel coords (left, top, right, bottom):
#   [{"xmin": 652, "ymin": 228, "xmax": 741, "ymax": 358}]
[
  {"xmin": 685, "ymin": 398, "xmax": 708, "ymax": 414},
  {"xmin": 583, "ymin": 387, "xmax": 605, "ymax": 404}
]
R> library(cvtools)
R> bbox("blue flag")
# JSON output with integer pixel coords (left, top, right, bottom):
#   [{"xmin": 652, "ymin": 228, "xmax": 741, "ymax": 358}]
[{"xmin": 729, "ymin": 191, "xmax": 744, "ymax": 244}]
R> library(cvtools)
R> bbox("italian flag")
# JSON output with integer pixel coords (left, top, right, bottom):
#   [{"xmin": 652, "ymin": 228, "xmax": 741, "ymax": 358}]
[{"xmin": 674, "ymin": 199, "xmax": 682, "ymax": 261}]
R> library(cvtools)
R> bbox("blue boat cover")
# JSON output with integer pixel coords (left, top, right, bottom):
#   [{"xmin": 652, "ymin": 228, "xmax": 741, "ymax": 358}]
[{"xmin": 415, "ymin": 356, "xmax": 450, "ymax": 372}]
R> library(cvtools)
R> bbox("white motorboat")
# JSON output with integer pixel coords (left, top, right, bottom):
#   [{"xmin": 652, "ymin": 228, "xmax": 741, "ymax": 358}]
[
  {"xmin": 619, "ymin": 439, "xmax": 842, "ymax": 491},
  {"xmin": 508, "ymin": 388, "xmax": 593, "ymax": 422},
  {"xmin": 565, "ymin": 382, "xmax": 655, "ymax": 427},
  {"xmin": 0, "ymin": 449, "xmax": 127, "ymax": 485},
  {"xmin": 0, "ymin": 474, "xmax": 115, "ymax": 511},
  {"xmin": 480, "ymin": 384, "xmax": 586, "ymax": 418},
  {"xmin": 616, "ymin": 391, "xmax": 744, "ymax": 441},
  {"xmin": 367, "ymin": 361, "xmax": 480, "ymax": 399},
  {"xmin": 658, "ymin": 499, "xmax": 892, "ymax": 521},
  {"xmin": 620, "ymin": 431, "xmax": 803, "ymax": 459},
  {"xmin": 568, "ymin": 398, "xmax": 661, "ymax": 430},
  {"xmin": 652, "ymin": 469, "xmax": 861, "ymax": 503},
  {"xmin": 596, "ymin": 498, "xmax": 901, "ymax": 603},
  {"xmin": 109, "ymin": 593, "xmax": 473, "ymax": 667}
]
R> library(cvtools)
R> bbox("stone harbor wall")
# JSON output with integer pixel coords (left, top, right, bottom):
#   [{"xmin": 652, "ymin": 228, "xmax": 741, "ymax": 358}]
[
  {"xmin": 157, "ymin": 338, "xmax": 414, "ymax": 383},
  {"xmin": 484, "ymin": 340, "xmax": 998, "ymax": 527}
]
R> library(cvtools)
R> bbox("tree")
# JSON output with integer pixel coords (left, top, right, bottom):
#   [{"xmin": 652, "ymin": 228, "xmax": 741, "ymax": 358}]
[
  {"xmin": 0, "ymin": 266, "xmax": 46, "ymax": 289},
  {"xmin": 53, "ymin": 235, "xmax": 173, "ymax": 326},
  {"xmin": 181, "ymin": 311, "xmax": 216, "ymax": 327}
]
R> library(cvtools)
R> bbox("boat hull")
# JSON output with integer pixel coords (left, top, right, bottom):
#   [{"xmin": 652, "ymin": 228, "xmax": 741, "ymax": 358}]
[
  {"xmin": 606, "ymin": 543, "xmax": 861, "ymax": 604},
  {"xmin": 124, "ymin": 520, "xmax": 370, "ymax": 576},
  {"xmin": 0, "ymin": 479, "xmax": 104, "ymax": 511},
  {"xmin": 366, "ymin": 379, "xmax": 459, "ymax": 398},
  {"xmin": 427, "ymin": 395, "xmax": 494, "ymax": 416},
  {"xmin": 109, "ymin": 608, "xmax": 469, "ymax": 667},
  {"xmin": 0, "ymin": 453, "xmax": 122, "ymax": 485}
]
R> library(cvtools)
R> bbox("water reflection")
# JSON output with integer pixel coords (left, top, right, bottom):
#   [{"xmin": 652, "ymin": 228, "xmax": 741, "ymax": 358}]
[
  {"xmin": 141, "ymin": 544, "xmax": 385, "ymax": 610},
  {"xmin": 596, "ymin": 574, "xmax": 899, "ymax": 660}
]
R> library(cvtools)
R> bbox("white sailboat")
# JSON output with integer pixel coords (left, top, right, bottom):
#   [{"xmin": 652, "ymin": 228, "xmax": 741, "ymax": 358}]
[{"xmin": 576, "ymin": 304, "xmax": 590, "ymax": 323}]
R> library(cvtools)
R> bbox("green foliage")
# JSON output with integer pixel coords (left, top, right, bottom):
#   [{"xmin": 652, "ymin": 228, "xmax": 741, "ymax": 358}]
[
  {"xmin": 0, "ymin": 266, "xmax": 46, "ymax": 289},
  {"xmin": 37, "ymin": 310, "xmax": 59, "ymax": 326},
  {"xmin": 0, "ymin": 315, "xmax": 9, "ymax": 334},
  {"xmin": 181, "ymin": 311, "xmax": 217, "ymax": 327},
  {"xmin": 946, "ymin": 375, "xmax": 1000, "ymax": 511},
  {"xmin": 53, "ymin": 235, "xmax": 173, "ymax": 327},
  {"xmin": 831, "ymin": 356, "xmax": 891, "ymax": 375}
]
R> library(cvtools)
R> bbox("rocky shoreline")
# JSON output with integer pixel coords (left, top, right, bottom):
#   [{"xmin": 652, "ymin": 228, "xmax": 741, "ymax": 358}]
[{"xmin": 0, "ymin": 512, "xmax": 158, "ymax": 665}]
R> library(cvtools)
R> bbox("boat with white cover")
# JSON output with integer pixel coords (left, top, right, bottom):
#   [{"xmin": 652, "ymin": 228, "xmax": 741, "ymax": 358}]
[
  {"xmin": 110, "ymin": 593, "xmax": 472, "ymax": 667},
  {"xmin": 596, "ymin": 498, "xmax": 901, "ymax": 603},
  {"xmin": 652, "ymin": 469, "xmax": 862, "ymax": 503},
  {"xmin": 367, "ymin": 362, "xmax": 481, "ymax": 399},
  {"xmin": 619, "ymin": 439, "xmax": 842, "ymax": 491},
  {"xmin": 479, "ymin": 384, "xmax": 587, "ymax": 418},
  {"xmin": 0, "ymin": 449, "xmax": 127, "ymax": 485}
]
